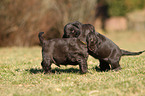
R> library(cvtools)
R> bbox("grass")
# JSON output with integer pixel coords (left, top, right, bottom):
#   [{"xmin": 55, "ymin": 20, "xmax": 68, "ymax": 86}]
[{"xmin": 0, "ymin": 31, "xmax": 145, "ymax": 96}]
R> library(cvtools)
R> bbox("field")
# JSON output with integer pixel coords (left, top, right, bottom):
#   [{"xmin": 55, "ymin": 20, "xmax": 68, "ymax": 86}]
[{"xmin": 0, "ymin": 31, "xmax": 145, "ymax": 96}]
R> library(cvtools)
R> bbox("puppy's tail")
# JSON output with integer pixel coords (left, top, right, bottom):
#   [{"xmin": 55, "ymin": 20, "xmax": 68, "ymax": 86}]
[
  {"xmin": 38, "ymin": 32, "xmax": 44, "ymax": 45},
  {"xmin": 121, "ymin": 49, "xmax": 145, "ymax": 56}
]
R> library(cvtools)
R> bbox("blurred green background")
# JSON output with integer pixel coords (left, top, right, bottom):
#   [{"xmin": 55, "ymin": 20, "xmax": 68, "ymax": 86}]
[{"xmin": 0, "ymin": 0, "xmax": 145, "ymax": 47}]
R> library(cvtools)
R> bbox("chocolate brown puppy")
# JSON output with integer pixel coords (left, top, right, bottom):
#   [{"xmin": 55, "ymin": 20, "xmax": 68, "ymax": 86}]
[
  {"xmin": 39, "ymin": 32, "xmax": 88, "ymax": 74},
  {"xmin": 63, "ymin": 21, "xmax": 145, "ymax": 71}
]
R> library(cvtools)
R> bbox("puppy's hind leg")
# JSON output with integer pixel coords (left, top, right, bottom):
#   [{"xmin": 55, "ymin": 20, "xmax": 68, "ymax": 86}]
[
  {"xmin": 110, "ymin": 61, "xmax": 121, "ymax": 71},
  {"xmin": 99, "ymin": 60, "xmax": 110, "ymax": 72}
]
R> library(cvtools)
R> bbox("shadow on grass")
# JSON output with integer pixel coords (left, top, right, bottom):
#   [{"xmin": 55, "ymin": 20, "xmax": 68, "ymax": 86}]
[
  {"xmin": 93, "ymin": 66, "xmax": 111, "ymax": 72},
  {"xmin": 52, "ymin": 68, "xmax": 80, "ymax": 74},
  {"xmin": 24, "ymin": 68, "xmax": 43, "ymax": 74},
  {"xmin": 25, "ymin": 67, "xmax": 80, "ymax": 74},
  {"xmin": 16, "ymin": 66, "xmax": 102, "ymax": 74},
  {"xmin": 95, "ymin": 66, "xmax": 101, "ymax": 72}
]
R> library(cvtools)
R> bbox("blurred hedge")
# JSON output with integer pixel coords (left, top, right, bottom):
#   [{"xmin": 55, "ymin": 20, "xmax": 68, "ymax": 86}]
[
  {"xmin": 106, "ymin": 0, "xmax": 145, "ymax": 16},
  {"xmin": 0, "ymin": 0, "xmax": 96, "ymax": 47},
  {"xmin": 0, "ymin": 0, "xmax": 145, "ymax": 47}
]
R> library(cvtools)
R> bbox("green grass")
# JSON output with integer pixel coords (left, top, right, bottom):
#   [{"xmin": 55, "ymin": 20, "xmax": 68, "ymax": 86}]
[{"xmin": 0, "ymin": 32, "xmax": 145, "ymax": 96}]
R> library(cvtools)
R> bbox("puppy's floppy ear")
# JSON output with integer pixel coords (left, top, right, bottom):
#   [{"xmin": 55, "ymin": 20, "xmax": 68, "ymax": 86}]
[
  {"xmin": 86, "ymin": 33, "xmax": 96, "ymax": 51},
  {"xmin": 63, "ymin": 25, "xmax": 67, "ymax": 38},
  {"xmin": 62, "ymin": 33, "xmax": 67, "ymax": 38},
  {"xmin": 63, "ymin": 24, "xmax": 70, "ymax": 38},
  {"xmin": 90, "ymin": 25, "xmax": 95, "ymax": 33},
  {"xmin": 86, "ymin": 24, "xmax": 95, "ymax": 33},
  {"xmin": 96, "ymin": 36, "xmax": 101, "ymax": 48}
]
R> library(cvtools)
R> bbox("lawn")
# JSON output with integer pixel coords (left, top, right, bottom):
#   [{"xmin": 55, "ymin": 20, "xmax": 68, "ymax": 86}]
[{"xmin": 0, "ymin": 31, "xmax": 145, "ymax": 96}]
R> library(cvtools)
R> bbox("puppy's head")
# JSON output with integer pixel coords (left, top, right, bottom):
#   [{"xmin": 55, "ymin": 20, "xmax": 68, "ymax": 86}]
[
  {"xmin": 86, "ymin": 32, "xmax": 98, "ymax": 52},
  {"xmin": 63, "ymin": 21, "xmax": 82, "ymax": 38}
]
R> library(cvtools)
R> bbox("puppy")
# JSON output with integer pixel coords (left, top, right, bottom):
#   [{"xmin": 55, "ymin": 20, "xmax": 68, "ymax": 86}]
[
  {"xmin": 63, "ymin": 21, "xmax": 145, "ymax": 71},
  {"xmin": 38, "ymin": 32, "xmax": 88, "ymax": 74}
]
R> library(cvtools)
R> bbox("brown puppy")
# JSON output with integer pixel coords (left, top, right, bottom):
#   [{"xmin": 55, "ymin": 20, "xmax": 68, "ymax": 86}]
[
  {"xmin": 63, "ymin": 21, "xmax": 145, "ymax": 71},
  {"xmin": 39, "ymin": 32, "xmax": 88, "ymax": 74}
]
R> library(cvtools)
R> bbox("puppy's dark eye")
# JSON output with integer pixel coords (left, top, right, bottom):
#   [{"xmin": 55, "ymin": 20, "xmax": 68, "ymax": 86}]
[{"xmin": 70, "ymin": 28, "xmax": 73, "ymax": 31}]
